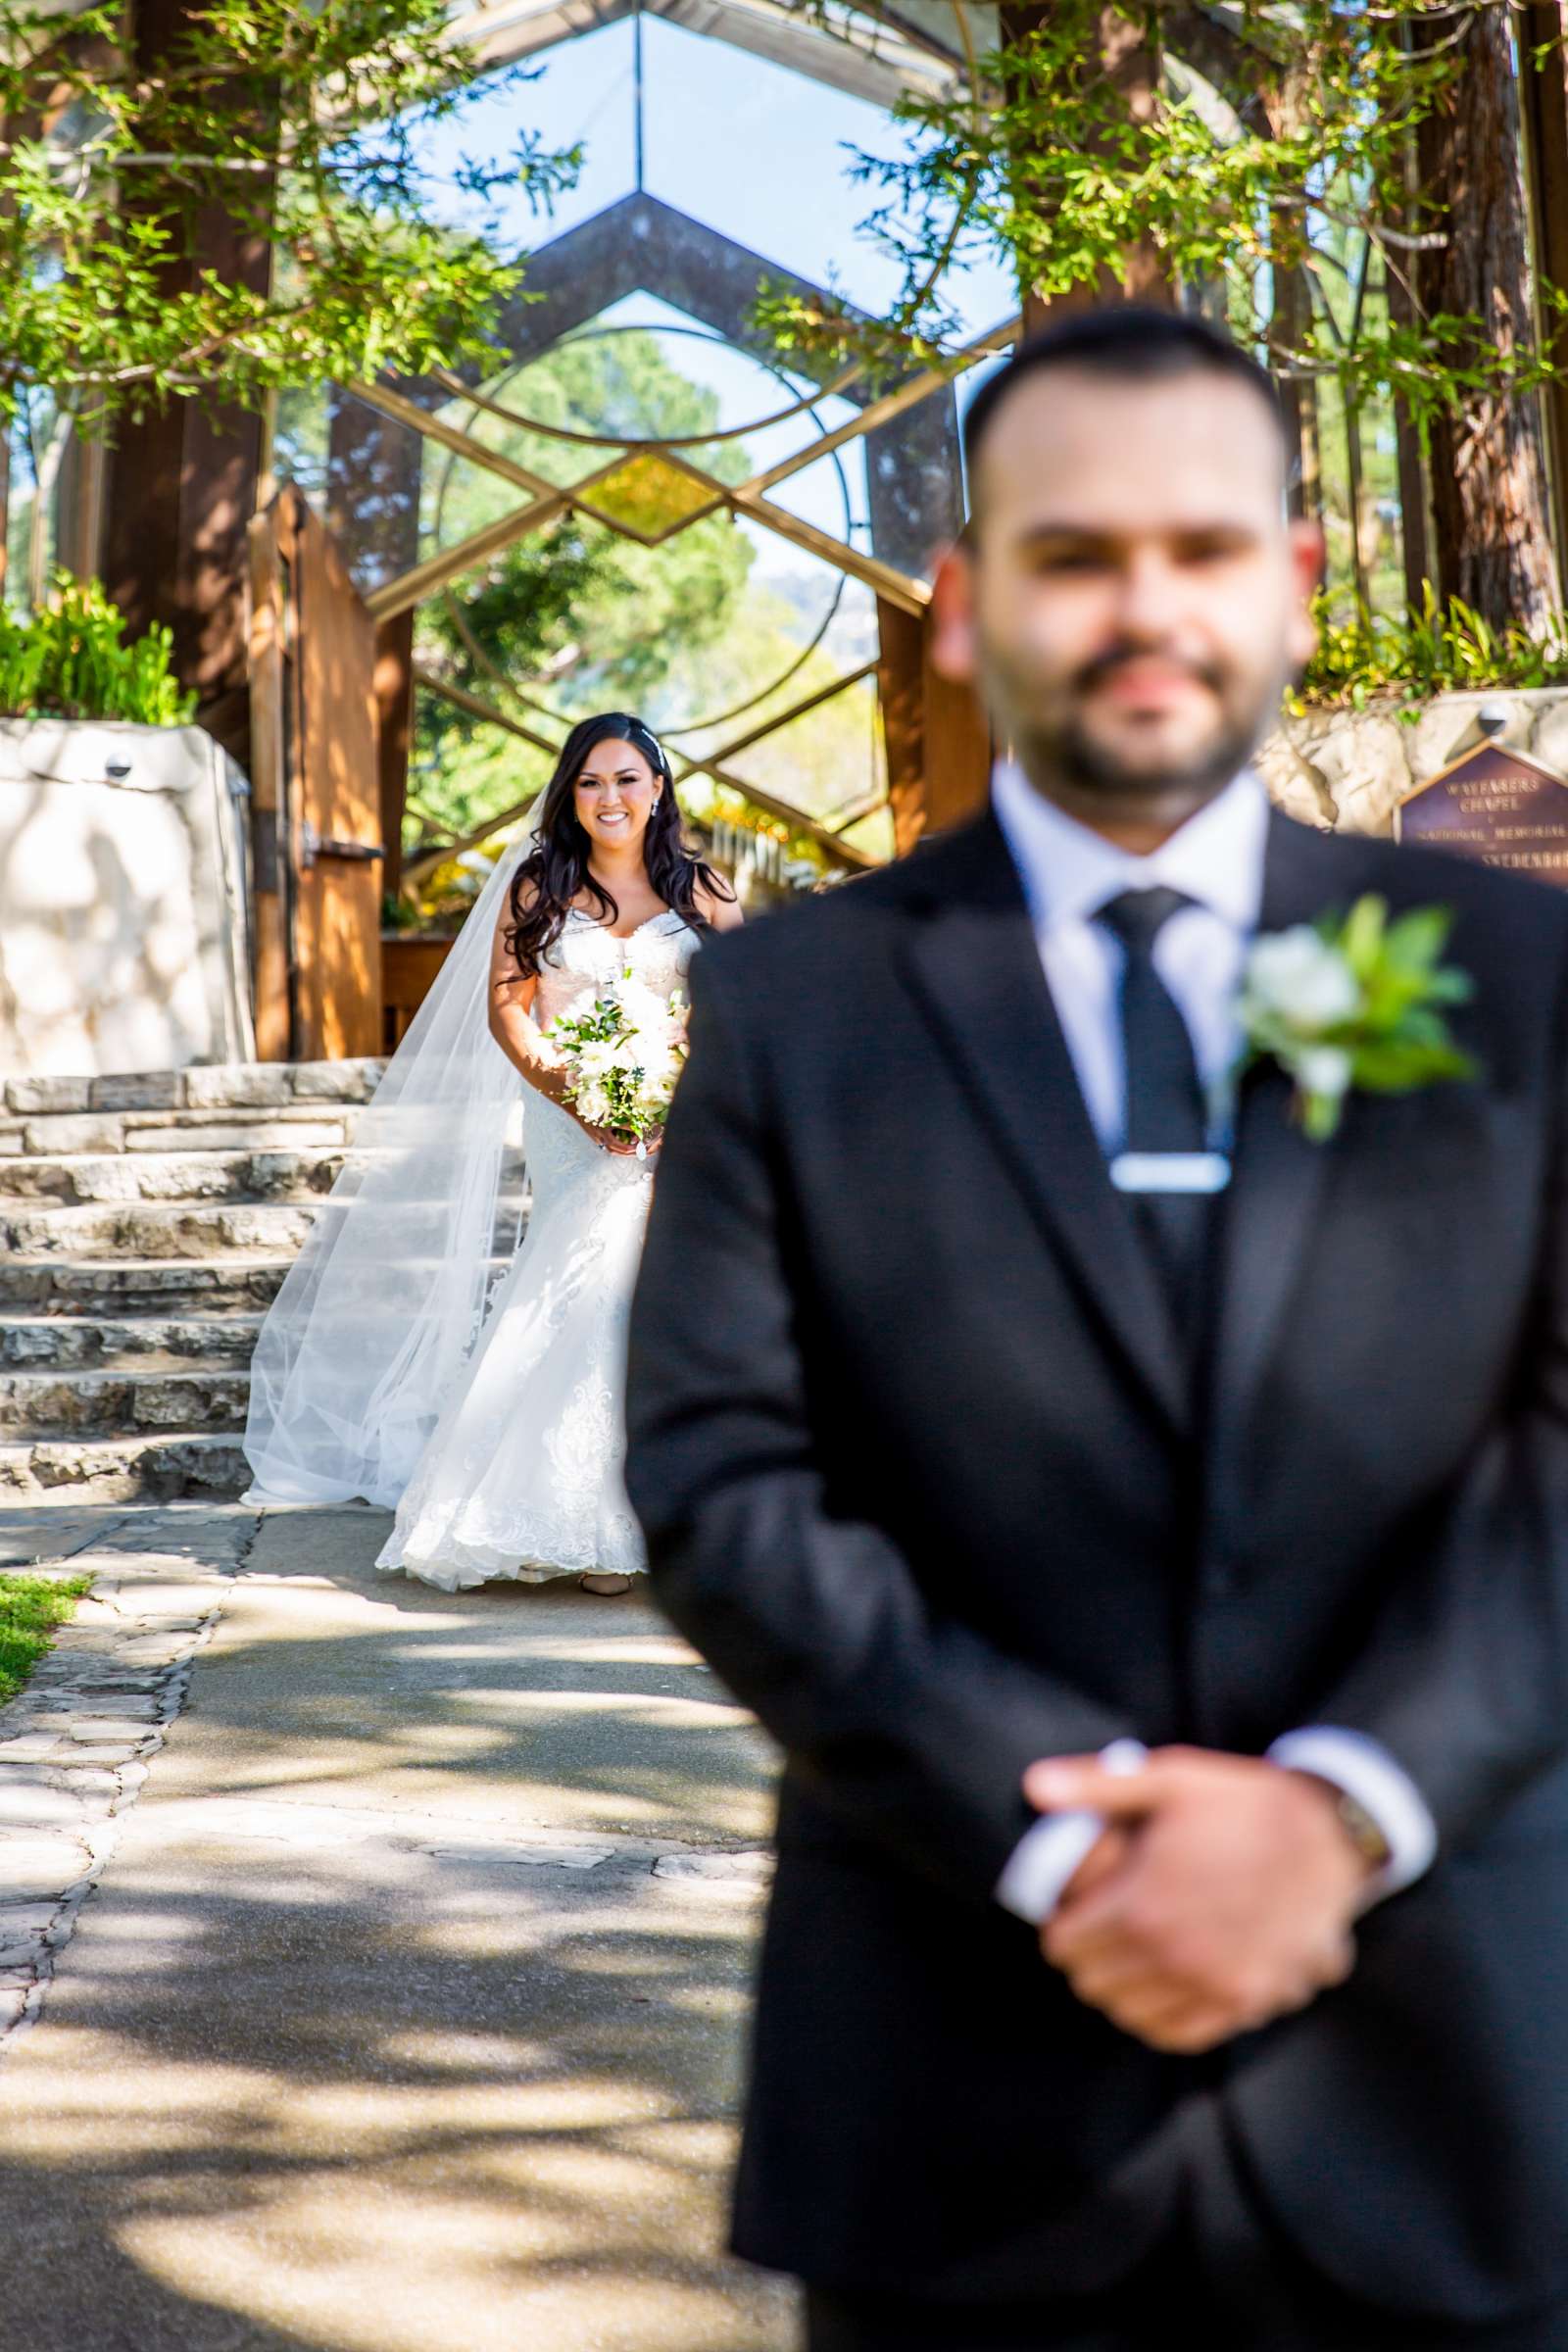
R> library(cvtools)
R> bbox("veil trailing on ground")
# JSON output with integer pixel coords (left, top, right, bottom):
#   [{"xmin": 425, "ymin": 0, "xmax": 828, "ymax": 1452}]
[{"xmin": 241, "ymin": 833, "xmax": 537, "ymax": 1508}]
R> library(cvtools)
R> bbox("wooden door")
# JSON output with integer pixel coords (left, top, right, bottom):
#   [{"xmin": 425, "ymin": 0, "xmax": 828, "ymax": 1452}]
[{"xmin": 248, "ymin": 488, "xmax": 383, "ymax": 1060}]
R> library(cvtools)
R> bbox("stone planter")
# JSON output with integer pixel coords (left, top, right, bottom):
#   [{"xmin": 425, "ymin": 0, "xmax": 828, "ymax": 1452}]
[
  {"xmin": 1259, "ymin": 688, "xmax": 1568, "ymax": 837},
  {"xmin": 0, "ymin": 719, "xmax": 255, "ymax": 1078}
]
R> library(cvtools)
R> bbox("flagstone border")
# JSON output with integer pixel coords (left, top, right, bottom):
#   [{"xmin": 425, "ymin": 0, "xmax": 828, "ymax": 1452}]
[{"xmin": 0, "ymin": 1511, "xmax": 251, "ymax": 2047}]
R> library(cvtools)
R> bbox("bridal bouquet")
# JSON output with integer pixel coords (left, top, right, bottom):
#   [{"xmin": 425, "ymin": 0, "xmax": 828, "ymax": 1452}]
[{"xmin": 550, "ymin": 971, "xmax": 689, "ymax": 1156}]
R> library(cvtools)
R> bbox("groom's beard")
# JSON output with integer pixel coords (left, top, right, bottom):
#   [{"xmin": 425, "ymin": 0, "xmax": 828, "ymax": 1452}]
[{"xmin": 998, "ymin": 641, "xmax": 1286, "ymax": 807}]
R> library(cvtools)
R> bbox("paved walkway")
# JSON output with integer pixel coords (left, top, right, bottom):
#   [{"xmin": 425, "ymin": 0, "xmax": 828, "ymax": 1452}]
[{"xmin": 0, "ymin": 1502, "xmax": 792, "ymax": 2352}]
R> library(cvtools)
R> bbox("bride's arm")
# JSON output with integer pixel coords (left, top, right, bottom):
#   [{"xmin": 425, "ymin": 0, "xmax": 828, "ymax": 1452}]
[
  {"xmin": 698, "ymin": 878, "xmax": 744, "ymax": 934},
  {"xmin": 486, "ymin": 898, "xmax": 640, "ymax": 1154},
  {"xmin": 486, "ymin": 898, "xmax": 574, "ymax": 1103}
]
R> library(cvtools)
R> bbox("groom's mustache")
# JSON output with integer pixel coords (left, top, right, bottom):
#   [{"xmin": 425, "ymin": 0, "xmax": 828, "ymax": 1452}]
[{"xmin": 1072, "ymin": 643, "xmax": 1227, "ymax": 697}]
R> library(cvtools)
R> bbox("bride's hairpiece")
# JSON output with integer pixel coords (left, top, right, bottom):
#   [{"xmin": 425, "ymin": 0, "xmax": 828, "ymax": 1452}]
[{"xmin": 624, "ymin": 715, "xmax": 669, "ymax": 776}]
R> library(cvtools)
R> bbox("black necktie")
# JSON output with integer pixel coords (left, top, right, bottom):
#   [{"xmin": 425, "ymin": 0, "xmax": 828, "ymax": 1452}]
[{"xmin": 1096, "ymin": 887, "xmax": 1212, "ymax": 1333}]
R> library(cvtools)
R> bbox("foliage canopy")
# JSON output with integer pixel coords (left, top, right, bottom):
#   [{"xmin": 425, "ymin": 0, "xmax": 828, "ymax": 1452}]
[
  {"xmin": 0, "ymin": 0, "xmax": 577, "ymax": 429},
  {"xmin": 760, "ymin": 1, "xmax": 1553, "ymax": 427}
]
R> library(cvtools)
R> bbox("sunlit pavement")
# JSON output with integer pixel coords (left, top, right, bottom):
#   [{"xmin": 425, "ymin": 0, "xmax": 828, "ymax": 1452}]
[{"xmin": 0, "ymin": 1504, "xmax": 793, "ymax": 2352}]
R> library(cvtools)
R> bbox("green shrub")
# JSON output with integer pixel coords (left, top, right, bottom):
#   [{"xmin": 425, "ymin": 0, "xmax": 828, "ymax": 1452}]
[
  {"xmin": 1297, "ymin": 583, "xmax": 1568, "ymax": 715},
  {"xmin": 0, "ymin": 574, "xmax": 197, "ymax": 727}
]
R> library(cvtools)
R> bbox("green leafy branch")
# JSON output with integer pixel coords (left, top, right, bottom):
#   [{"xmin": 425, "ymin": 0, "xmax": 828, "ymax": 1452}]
[
  {"xmin": 754, "ymin": 2, "xmax": 1555, "ymax": 439},
  {"xmin": 0, "ymin": 0, "xmax": 581, "ymax": 426}
]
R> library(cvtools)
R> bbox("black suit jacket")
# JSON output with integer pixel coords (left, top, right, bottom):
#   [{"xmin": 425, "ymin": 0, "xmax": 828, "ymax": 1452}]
[{"xmin": 624, "ymin": 806, "xmax": 1568, "ymax": 2326}]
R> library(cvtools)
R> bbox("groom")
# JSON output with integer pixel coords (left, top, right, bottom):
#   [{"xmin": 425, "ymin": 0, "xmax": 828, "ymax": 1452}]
[{"xmin": 623, "ymin": 306, "xmax": 1568, "ymax": 2349}]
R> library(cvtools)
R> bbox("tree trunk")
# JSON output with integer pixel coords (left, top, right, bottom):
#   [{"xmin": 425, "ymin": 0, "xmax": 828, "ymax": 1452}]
[
  {"xmin": 1267, "ymin": 259, "xmax": 1321, "ymax": 524},
  {"xmin": 1414, "ymin": 4, "xmax": 1560, "ymax": 629},
  {"xmin": 1000, "ymin": 3, "xmax": 1174, "ymax": 331},
  {"xmin": 101, "ymin": 0, "xmax": 276, "ymax": 764},
  {"xmin": 1516, "ymin": 1, "xmax": 1568, "ymax": 609}
]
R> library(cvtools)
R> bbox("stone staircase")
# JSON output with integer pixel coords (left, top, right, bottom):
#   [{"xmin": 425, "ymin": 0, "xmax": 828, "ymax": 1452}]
[{"xmin": 0, "ymin": 1060, "xmax": 386, "ymax": 1502}]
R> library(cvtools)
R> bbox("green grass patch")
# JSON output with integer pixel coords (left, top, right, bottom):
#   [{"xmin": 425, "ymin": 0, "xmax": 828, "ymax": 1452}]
[{"xmin": 0, "ymin": 1573, "xmax": 93, "ymax": 1706}]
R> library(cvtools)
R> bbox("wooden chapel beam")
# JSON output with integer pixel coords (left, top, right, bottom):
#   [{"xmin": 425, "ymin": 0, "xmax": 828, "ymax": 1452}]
[
  {"xmin": 375, "ymin": 615, "xmax": 415, "ymax": 900},
  {"xmin": 877, "ymin": 593, "xmax": 992, "ymax": 855}
]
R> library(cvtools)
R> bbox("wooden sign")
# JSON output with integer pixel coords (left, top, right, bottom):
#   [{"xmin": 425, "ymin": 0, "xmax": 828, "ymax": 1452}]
[{"xmin": 1396, "ymin": 740, "xmax": 1568, "ymax": 887}]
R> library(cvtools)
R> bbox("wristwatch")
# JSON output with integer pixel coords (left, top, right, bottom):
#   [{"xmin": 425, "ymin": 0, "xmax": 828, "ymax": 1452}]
[{"xmin": 1333, "ymin": 1788, "xmax": 1394, "ymax": 1874}]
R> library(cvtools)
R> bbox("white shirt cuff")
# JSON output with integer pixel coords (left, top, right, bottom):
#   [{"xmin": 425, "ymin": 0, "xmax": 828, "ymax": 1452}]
[
  {"xmin": 995, "ymin": 1739, "xmax": 1149, "ymax": 1924},
  {"xmin": 1267, "ymin": 1726, "xmax": 1438, "ymax": 1901}
]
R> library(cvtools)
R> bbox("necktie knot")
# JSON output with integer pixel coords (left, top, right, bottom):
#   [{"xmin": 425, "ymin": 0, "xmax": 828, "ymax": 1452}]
[{"xmin": 1096, "ymin": 886, "xmax": 1193, "ymax": 960}]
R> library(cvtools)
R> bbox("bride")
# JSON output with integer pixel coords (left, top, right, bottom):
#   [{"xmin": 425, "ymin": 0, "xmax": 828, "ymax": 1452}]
[{"xmin": 241, "ymin": 711, "xmax": 740, "ymax": 1595}]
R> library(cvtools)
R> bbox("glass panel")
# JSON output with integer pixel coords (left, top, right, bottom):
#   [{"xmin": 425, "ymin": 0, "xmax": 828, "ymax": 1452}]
[
  {"xmin": 696, "ymin": 666, "xmax": 886, "ymax": 828},
  {"xmin": 272, "ymin": 383, "xmax": 330, "ymax": 509},
  {"xmin": 404, "ymin": 683, "xmax": 558, "ymax": 874},
  {"xmin": 324, "ymin": 389, "xmax": 425, "ymax": 596},
  {"xmin": 834, "ymin": 802, "xmax": 896, "ymax": 864},
  {"xmin": 638, "ymin": 17, "xmax": 1015, "ymax": 335},
  {"xmin": 576, "ymin": 451, "xmax": 722, "ymax": 541},
  {"xmin": 2, "ymin": 396, "xmax": 58, "ymax": 614}
]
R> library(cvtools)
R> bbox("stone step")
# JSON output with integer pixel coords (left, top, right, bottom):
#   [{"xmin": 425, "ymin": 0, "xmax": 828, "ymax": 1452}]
[
  {"xmin": 2, "ymin": 1106, "xmax": 366, "ymax": 1158},
  {"xmin": 0, "ymin": 1258, "xmax": 294, "ymax": 1316},
  {"xmin": 0, "ymin": 1314, "xmax": 265, "ymax": 1370},
  {"xmin": 0, "ymin": 1367, "xmax": 250, "ymax": 1438},
  {"xmin": 0, "ymin": 1147, "xmax": 350, "ymax": 1205},
  {"xmin": 1, "ymin": 1057, "xmax": 386, "ymax": 1121},
  {"xmin": 0, "ymin": 1199, "xmax": 322, "ymax": 1260},
  {"xmin": 0, "ymin": 1430, "xmax": 250, "ymax": 1502}
]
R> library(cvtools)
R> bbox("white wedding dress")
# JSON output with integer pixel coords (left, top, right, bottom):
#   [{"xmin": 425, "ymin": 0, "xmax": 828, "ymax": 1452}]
[{"xmin": 374, "ymin": 906, "xmax": 701, "ymax": 1592}]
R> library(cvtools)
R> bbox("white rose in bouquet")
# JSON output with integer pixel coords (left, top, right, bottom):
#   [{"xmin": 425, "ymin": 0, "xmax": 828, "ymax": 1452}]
[{"xmin": 547, "ymin": 967, "xmax": 691, "ymax": 1155}]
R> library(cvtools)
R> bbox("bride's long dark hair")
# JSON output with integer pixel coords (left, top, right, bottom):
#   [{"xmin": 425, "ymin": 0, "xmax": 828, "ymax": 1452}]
[{"xmin": 502, "ymin": 710, "xmax": 735, "ymax": 976}]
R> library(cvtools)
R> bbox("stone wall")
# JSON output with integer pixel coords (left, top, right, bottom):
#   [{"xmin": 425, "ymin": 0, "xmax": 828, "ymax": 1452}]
[
  {"xmin": 0, "ymin": 721, "xmax": 255, "ymax": 1078},
  {"xmin": 1258, "ymin": 688, "xmax": 1568, "ymax": 836}
]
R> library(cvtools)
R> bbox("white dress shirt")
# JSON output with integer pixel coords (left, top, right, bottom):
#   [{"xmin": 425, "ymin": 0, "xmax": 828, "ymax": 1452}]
[{"xmin": 987, "ymin": 760, "xmax": 1438, "ymax": 1924}]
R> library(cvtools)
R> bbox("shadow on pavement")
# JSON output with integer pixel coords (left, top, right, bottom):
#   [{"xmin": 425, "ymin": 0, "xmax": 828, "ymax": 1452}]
[{"xmin": 0, "ymin": 1502, "xmax": 793, "ymax": 2352}]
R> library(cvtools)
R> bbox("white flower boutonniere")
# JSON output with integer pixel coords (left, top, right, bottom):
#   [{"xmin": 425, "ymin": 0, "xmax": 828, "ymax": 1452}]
[{"xmin": 1238, "ymin": 895, "xmax": 1477, "ymax": 1142}]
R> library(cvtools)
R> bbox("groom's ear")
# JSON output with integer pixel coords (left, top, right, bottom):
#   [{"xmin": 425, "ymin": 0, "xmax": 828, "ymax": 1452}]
[
  {"xmin": 1285, "ymin": 515, "xmax": 1326, "ymax": 672},
  {"xmin": 929, "ymin": 536, "xmax": 979, "ymax": 684}
]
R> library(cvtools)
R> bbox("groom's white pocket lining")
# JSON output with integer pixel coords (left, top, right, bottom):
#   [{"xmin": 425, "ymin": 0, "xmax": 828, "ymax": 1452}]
[{"xmin": 1110, "ymin": 1152, "xmax": 1232, "ymax": 1195}]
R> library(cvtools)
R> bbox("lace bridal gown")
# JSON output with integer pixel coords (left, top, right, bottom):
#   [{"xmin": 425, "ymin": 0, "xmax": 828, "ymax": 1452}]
[{"xmin": 374, "ymin": 906, "xmax": 700, "ymax": 1592}]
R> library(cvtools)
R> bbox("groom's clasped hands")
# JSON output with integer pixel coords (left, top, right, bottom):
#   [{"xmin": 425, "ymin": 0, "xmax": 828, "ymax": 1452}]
[{"xmin": 1027, "ymin": 1749, "xmax": 1371, "ymax": 2055}]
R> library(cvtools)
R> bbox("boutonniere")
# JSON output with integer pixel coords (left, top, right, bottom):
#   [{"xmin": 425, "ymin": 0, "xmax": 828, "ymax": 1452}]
[{"xmin": 1238, "ymin": 895, "xmax": 1477, "ymax": 1142}]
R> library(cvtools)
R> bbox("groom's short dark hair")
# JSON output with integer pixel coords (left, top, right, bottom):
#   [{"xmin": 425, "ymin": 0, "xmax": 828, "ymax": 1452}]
[{"xmin": 962, "ymin": 305, "xmax": 1289, "ymax": 498}]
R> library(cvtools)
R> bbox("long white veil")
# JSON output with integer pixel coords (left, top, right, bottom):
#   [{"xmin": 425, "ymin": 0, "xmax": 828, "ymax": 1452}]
[{"xmin": 241, "ymin": 831, "xmax": 536, "ymax": 1507}]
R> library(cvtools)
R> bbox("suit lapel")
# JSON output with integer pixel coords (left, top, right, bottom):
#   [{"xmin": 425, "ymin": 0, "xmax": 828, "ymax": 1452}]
[
  {"xmin": 899, "ymin": 815, "xmax": 1190, "ymax": 1432},
  {"xmin": 1209, "ymin": 811, "xmax": 1386, "ymax": 1452}
]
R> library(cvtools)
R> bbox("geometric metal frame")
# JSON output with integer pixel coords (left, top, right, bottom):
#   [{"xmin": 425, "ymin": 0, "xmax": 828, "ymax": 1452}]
[
  {"xmin": 326, "ymin": 183, "xmax": 1017, "ymax": 864},
  {"xmin": 403, "ymin": 650, "xmax": 886, "ymax": 880},
  {"xmin": 353, "ymin": 294, "xmax": 1018, "ymax": 621}
]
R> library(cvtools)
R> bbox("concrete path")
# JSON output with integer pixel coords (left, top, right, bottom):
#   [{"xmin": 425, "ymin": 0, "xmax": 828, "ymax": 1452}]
[{"xmin": 0, "ymin": 1503, "xmax": 793, "ymax": 2352}]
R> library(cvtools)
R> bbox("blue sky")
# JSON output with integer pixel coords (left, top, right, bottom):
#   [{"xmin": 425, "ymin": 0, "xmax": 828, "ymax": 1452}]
[
  {"xmin": 440, "ymin": 16, "xmax": 1015, "ymax": 338},
  {"xmin": 417, "ymin": 17, "xmax": 1015, "ymax": 557}
]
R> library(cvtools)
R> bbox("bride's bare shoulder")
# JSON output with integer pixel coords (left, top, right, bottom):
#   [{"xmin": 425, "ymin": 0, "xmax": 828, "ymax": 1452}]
[{"xmin": 695, "ymin": 876, "xmax": 745, "ymax": 934}]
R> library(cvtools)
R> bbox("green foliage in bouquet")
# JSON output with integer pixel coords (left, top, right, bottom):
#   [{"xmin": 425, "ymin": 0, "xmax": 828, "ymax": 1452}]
[{"xmin": 0, "ymin": 574, "xmax": 196, "ymax": 725}]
